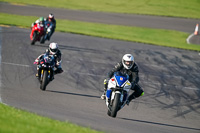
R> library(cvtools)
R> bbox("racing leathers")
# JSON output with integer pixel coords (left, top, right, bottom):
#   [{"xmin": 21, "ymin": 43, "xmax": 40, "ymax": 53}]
[
  {"xmin": 103, "ymin": 61, "xmax": 144, "ymax": 105},
  {"xmin": 45, "ymin": 17, "xmax": 56, "ymax": 40}
]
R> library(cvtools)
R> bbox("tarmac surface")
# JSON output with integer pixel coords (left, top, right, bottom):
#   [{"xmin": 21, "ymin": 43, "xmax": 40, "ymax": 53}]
[
  {"xmin": 0, "ymin": 3, "xmax": 200, "ymax": 133},
  {"xmin": 0, "ymin": 2, "xmax": 200, "ymax": 33}
]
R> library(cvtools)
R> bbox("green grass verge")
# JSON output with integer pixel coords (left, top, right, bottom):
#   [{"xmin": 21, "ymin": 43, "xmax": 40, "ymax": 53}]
[
  {"xmin": 1, "ymin": 0, "xmax": 200, "ymax": 19},
  {"xmin": 0, "ymin": 103, "xmax": 103, "ymax": 133},
  {"xmin": 1, "ymin": 13, "xmax": 200, "ymax": 51}
]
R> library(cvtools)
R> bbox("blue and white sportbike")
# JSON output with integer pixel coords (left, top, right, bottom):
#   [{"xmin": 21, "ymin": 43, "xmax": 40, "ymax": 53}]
[{"xmin": 106, "ymin": 71, "xmax": 132, "ymax": 118}]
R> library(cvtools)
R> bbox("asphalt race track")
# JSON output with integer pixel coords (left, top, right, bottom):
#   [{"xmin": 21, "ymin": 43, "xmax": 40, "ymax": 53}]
[
  {"xmin": 0, "ymin": 3, "xmax": 200, "ymax": 33},
  {"xmin": 0, "ymin": 3, "xmax": 200, "ymax": 133}
]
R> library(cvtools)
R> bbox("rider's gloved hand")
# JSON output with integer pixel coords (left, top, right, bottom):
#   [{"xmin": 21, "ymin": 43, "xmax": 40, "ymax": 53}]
[
  {"xmin": 34, "ymin": 61, "xmax": 39, "ymax": 65},
  {"xmin": 104, "ymin": 79, "xmax": 107, "ymax": 85}
]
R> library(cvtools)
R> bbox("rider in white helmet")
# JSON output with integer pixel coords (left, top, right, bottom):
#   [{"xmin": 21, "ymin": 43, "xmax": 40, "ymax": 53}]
[
  {"xmin": 45, "ymin": 13, "xmax": 56, "ymax": 40},
  {"xmin": 34, "ymin": 42, "xmax": 63, "ymax": 79},
  {"xmin": 122, "ymin": 54, "xmax": 134, "ymax": 69},
  {"xmin": 101, "ymin": 54, "xmax": 144, "ymax": 105}
]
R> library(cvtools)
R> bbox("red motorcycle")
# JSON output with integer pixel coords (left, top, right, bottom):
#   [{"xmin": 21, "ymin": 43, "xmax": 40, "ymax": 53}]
[{"xmin": 30, "ymin": 23, "xmax": 45, "ymax": 45}]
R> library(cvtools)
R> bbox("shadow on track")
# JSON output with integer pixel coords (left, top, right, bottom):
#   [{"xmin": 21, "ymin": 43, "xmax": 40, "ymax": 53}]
[
  {"xmin": 118, "ymin": 117, "xmax": 200, "ymax": 131},
  {"xmin": 47, "ymin": 90, "xmax": 100, "ymax": 99},
  {"xmin": 34, "ymin": 43, "xmax": 110, "ymax": 54}
]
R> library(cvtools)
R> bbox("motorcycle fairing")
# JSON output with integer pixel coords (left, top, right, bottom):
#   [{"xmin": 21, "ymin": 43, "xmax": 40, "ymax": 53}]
[{"xmin": 114, "ymin": 75, "xmax": 128, "ymax": 87}]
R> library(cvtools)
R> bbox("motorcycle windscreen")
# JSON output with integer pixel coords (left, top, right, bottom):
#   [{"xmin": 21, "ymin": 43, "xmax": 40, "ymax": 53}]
[{"xmin": 115, "ymin": 75, "xmax": 128, "ymax": 87}]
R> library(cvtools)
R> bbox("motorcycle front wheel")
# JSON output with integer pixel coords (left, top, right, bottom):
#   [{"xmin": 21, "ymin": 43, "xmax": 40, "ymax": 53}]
[
  {"xmin": 110, "ymin": 93, "xmax": 121, "ymax": 118},
  {"xmin": 31, "ymin": 31, "xmax": 37, "ymax": 45},
  {"xmin": 40, "ymin": 70, "xmax": 48, "ymax": 91}
]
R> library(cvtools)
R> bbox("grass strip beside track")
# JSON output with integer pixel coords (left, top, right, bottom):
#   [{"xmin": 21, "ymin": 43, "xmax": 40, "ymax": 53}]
[
  {"xmin": 0, "ymin": 103, "xmax": 103, "ymax": 133},
  {"xmin": 0, "ymin": 13, "xmax": 200, "ymax": 51},
  {"xmin": 1, "ymin": 0, "xmax": 200, "ymax": 19}
]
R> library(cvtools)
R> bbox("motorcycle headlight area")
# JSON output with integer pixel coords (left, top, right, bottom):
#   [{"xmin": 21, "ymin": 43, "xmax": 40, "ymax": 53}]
[{"xmin": 42, "ymin": 64, "xmax": 46, "ymax": 67}]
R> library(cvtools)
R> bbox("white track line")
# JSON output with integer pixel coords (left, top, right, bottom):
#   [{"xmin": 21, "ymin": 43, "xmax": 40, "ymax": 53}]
[
  {"xmin": 186, "ymin": 33, "xmax": 194, "ymax": 44},
  {"xmin": 0, "ymin": 27, "xmax": 2, "ymax": 103},
  {"xmin": 1, "ymin": 62, "xmax": 32, "ymax": 67}
]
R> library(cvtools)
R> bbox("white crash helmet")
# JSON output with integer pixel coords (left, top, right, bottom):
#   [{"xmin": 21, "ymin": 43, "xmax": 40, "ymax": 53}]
[
  {"xmin": 122, "ymin": 54, "xmax": 134, "ymax": 69},
  {"xmin": 49, "ymin": 42, "xmax": 58, "ymax": 55},
  {"xmin": 48, "ymin": 13, "xmax": 54, "ymax": 19}
]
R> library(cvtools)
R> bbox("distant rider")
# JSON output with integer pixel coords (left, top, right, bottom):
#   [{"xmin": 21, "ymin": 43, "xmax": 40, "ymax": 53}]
[
  {"xmin": 45, "ymin": 13, "xmax": 56, "ymax": 40},
  {"xmin": 34, "ymin": 42, "xmax": 63, "ymax": 79},
  {"xmin": 31, "ymin": 17, "xmax": 45, "ymax": 28},
  {"xmin": 101, "ymin": 54, "xmax": 144, "ymax": 105},
  {"xmin": 30, "ymin": 17, "xmax": 45, "ymax": 40}
]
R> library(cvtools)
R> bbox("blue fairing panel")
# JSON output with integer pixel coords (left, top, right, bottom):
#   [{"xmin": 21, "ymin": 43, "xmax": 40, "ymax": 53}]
[{"xmin": 115, "ymin": 75, "xmax": 127, "ymax": 87}]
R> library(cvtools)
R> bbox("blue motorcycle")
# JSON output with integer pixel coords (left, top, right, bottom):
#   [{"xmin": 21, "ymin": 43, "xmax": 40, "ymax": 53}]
[{"xmin": 106, "ymin": 71, "xmax": 132, "ymax": 117}]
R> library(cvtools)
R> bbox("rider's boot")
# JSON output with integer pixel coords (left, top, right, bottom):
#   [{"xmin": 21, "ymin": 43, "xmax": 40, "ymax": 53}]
[
  {"xmin": 47, "ymin": 35, "xmax": 50, "ymax": 41},
  {"xmin": 126, "ymin": 86, "xmax": 144, "ymax": 105},
  {"xmin": 35, "ymin": 70, "xmax": 39, "ymax": 78},
  {"xmin": 35, "ymin": 71, "xmax": 40, "ymax": 82},
  {"xmin": 101, "ymin": 79, "xmax": 108, "ymax": 100},
  {"xmin": 101, "ymin": 90, "xmax": 106, "ymax": 100},
  {"xmin": 35, "ymin": 66, "xmax": 40, "ymax": 78},
  {"xmin": 35, "ymin": 73, "xmax": 39, "ymax": 78},
  {"xmin": 50, "ymin": 76, "xmax": 54, "ymax": 81},
  {"xmin": 54, "ymin": 68, "xmax": 63, "ymax": 74},
  {"xmin": 126, "ymin": 100, "xmax": 130, "ymax": 106}
]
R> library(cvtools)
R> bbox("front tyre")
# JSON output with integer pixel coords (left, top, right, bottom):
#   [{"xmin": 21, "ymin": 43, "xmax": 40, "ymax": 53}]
[
  {"xmin": 40, "ymin": 70, "xmax": 48, "ymax": 91},
  {"xmin": 110, "ymin": 93, "xmax": 120, "ymax": 118},
  {"xmin": 31, "ymin": 31, "xmax": 37, "ymax": 45}
]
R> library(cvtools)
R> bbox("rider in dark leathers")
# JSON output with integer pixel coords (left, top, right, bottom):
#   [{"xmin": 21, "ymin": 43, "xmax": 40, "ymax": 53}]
[
  {"xmin": 101, "ymin": 54, "xmax": 144, "ymax": 105},
  {"xmin": 34, "ymin": 42, "xmax": 63, "ymax": 79},
  {"xmin": 45, "ymin": 13, "xmax": 56, "ymax": 40}
]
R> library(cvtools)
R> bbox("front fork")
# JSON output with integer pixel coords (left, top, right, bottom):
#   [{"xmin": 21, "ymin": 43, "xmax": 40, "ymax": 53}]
[
  {"xmin": 39, "ymin": 69, "xmax": 52, "ymax": 82},
  {"xmin": 106, "ymin": 90, "xmax": 121, "ymax": 106},
  {"xmin": 106, "ymin": 90, "xmax": 127, "ymax": 109}
]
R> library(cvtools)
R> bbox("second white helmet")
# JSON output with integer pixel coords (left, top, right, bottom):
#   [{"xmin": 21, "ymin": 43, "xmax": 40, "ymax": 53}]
[
  {"xmin": 122, "ymin": 54, "xmax": 134, "ymax": 69},
  {"xmin": 49, "ymin": 42, "xmax": 58, "ymax": 55},
  {"xmin": 49, "ymin": 13, "xmax": 54, "ymax": 19}
]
